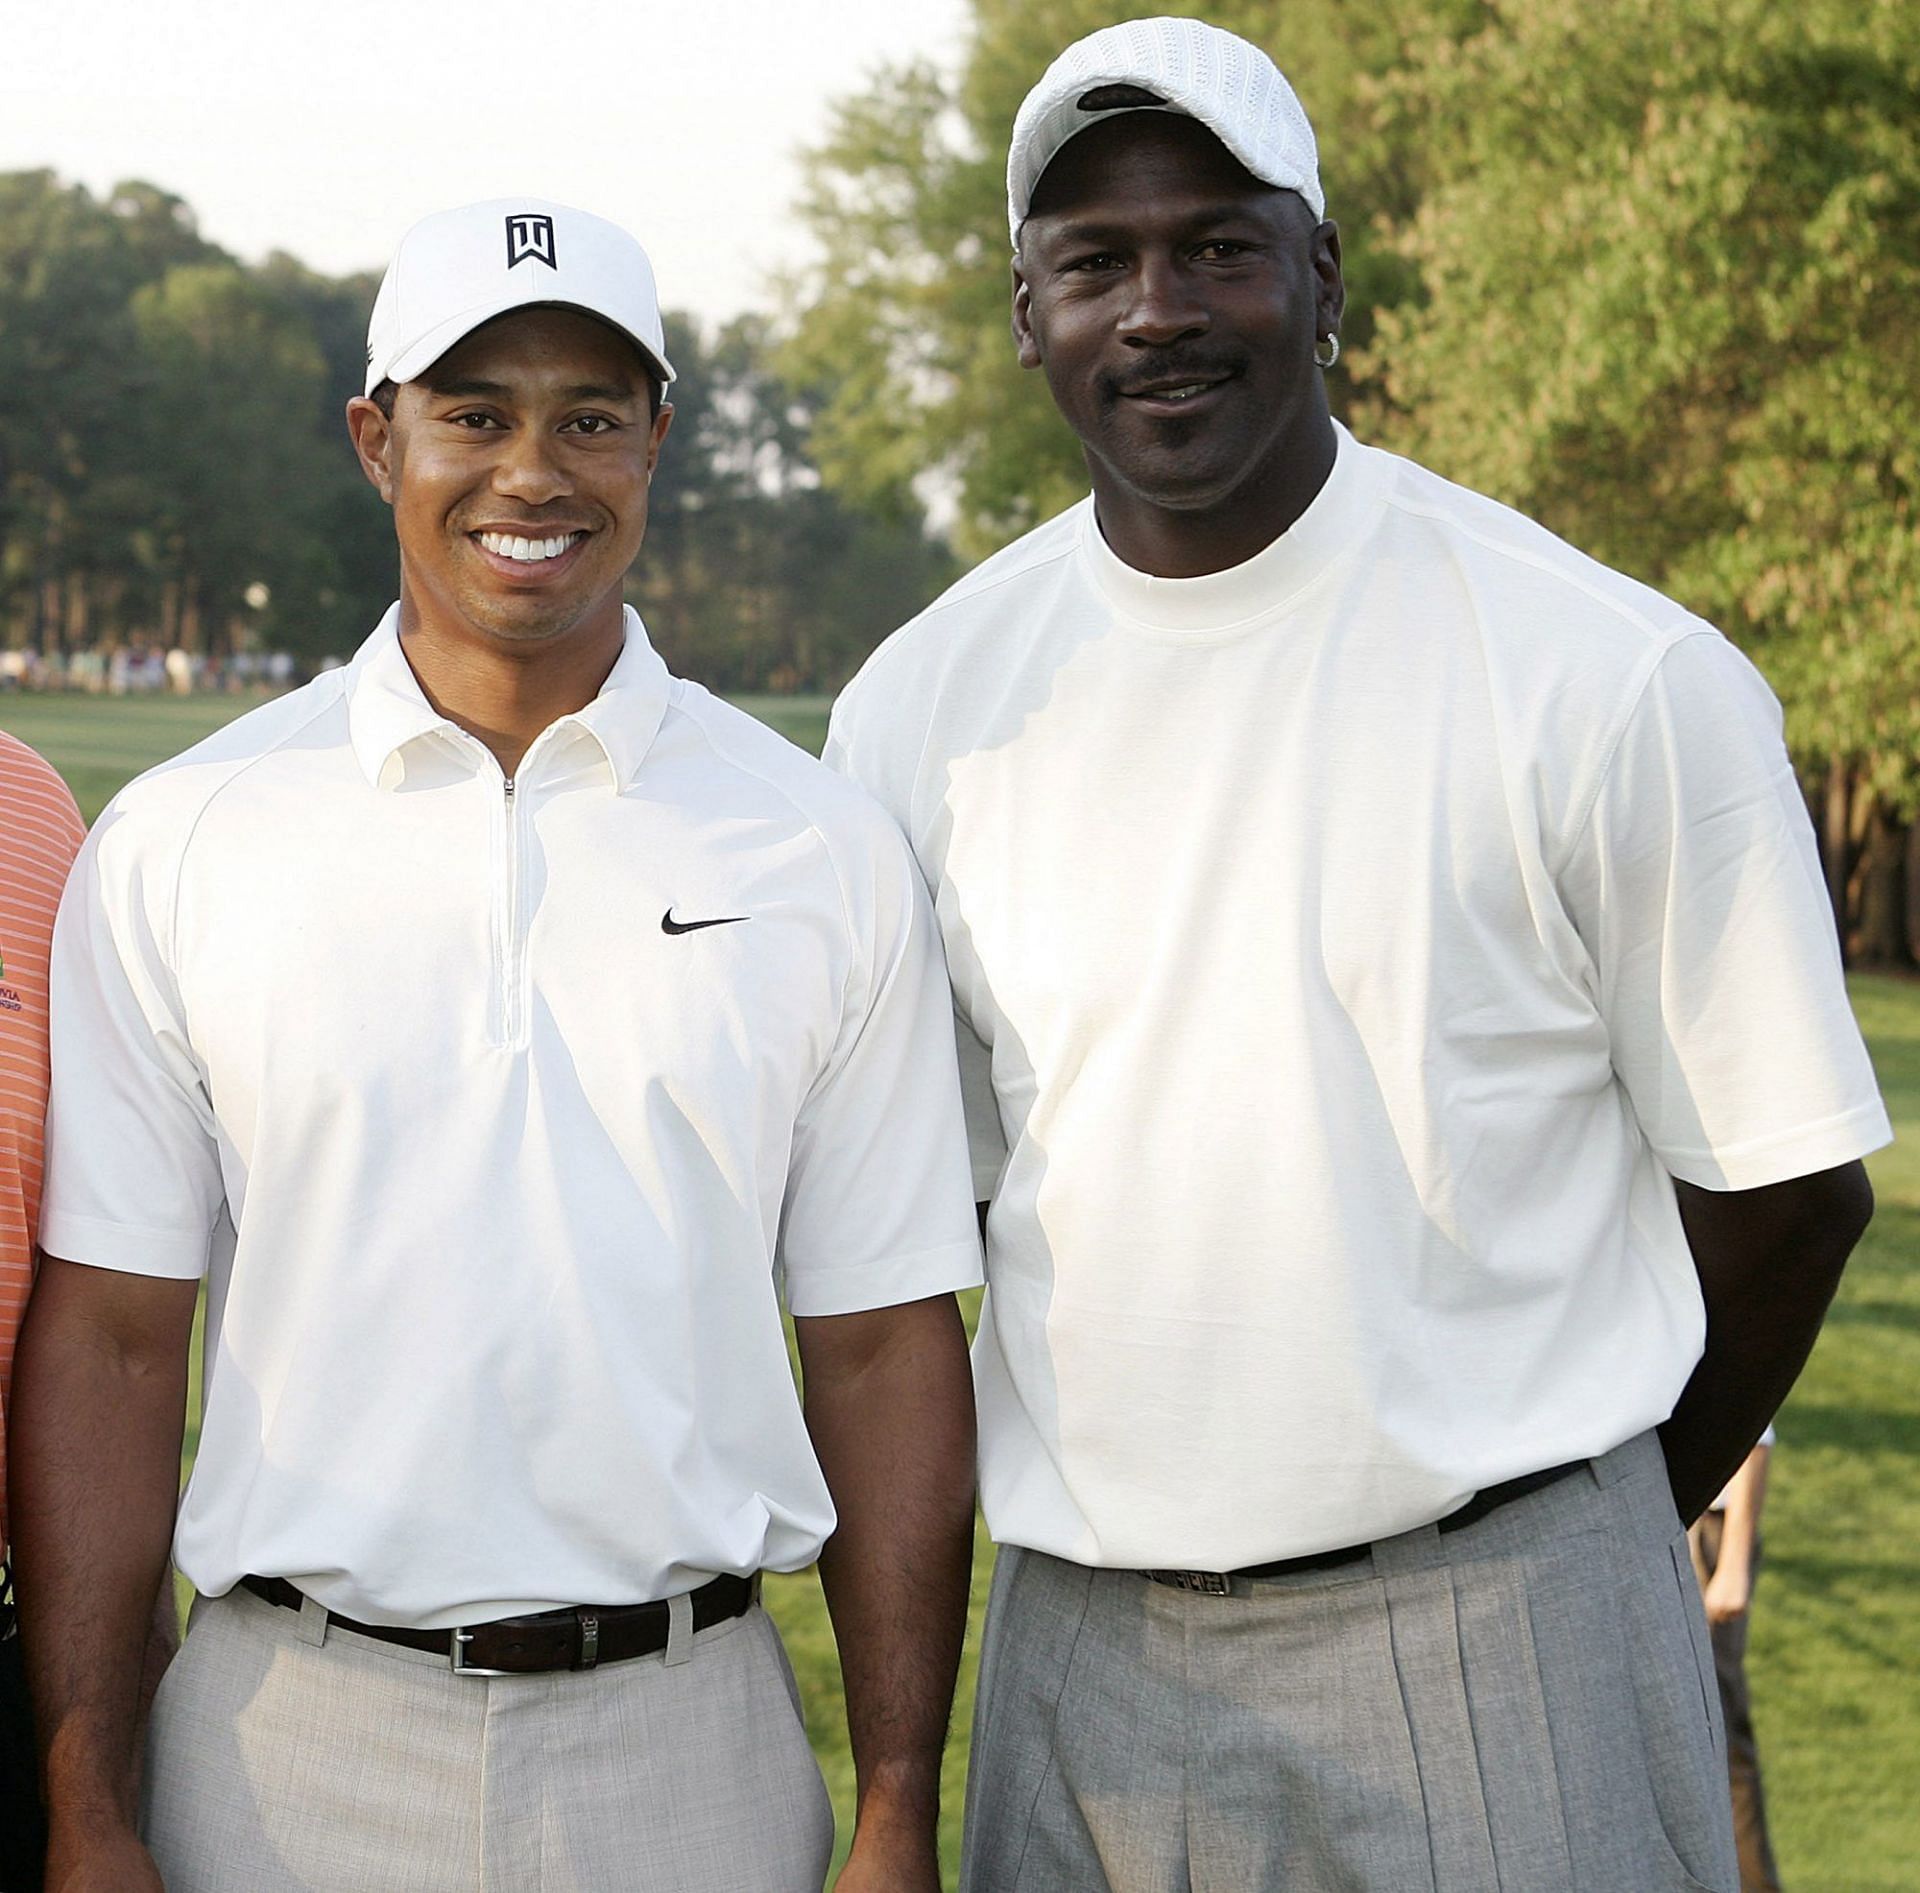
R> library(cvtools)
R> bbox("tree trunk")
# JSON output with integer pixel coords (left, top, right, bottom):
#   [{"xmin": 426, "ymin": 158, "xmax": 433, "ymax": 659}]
[
  {"xmin": 1852, "ymin": 798, "xmax": 1911, "ymax": 971},
  {"xmin": 63, "ymin": 572, "xmax": 88, "ymax": 652},
  {"xmin": 40, "ymin": 576, "xmax": 65, "ymax": 662},
  {"xmin": 1905, "ymin": 821, "xmax": 1920, "ymax": 970},
  {"xmin": 1824, "ymin": 756, "xmax": 1853, "ymax": 957}
]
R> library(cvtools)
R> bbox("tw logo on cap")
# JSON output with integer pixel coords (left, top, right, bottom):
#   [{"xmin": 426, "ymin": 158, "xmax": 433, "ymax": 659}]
[{"xmin": 505, "ymin": 213, "xmax": 558, "ymax": 270}]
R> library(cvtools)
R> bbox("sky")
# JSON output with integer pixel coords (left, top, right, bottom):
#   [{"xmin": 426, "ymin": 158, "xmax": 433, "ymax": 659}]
[{"xmin": 0, "ymin": 0, "xmax": 971, "ymax": 324}]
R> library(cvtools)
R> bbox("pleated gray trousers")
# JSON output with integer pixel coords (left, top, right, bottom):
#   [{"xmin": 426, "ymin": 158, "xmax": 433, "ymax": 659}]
[
  {"xmin": 961, "ymin": 1429, "xmax": 1739, "ymax": 1892},
  {"xmin": 141, "ymin": 1584, "xmax": 834, "ymax": 1892}
]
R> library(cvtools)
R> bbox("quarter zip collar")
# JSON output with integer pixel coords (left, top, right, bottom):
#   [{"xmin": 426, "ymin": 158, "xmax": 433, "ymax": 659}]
[
  {"xmin": 546, "ymin": 608, "xmax": 673, "ymax": 792},
  {"xmin": 345, "ymin": 605, "xmax": 673, "ymax": 793}
]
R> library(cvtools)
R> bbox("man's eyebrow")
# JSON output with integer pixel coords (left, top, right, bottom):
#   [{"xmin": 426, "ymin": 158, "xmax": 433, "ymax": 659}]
[
  {"xmin": 1036, "ymin": 219, "xmax": 1128, "ymax": 248},
  {"xmin": 557, "ymin": 382, "xmax": 643, "ymax": 403},
  {"xmin": 421, "ymin": 376, "xmax": 512, "ymax": 399},
  {"xmin": 419, "ymin": 377, "xmax": 641, "ymax": 402},
  {"xmin": 1038, "ymin": 204, "xmax": 1275, "ymax": 246}
]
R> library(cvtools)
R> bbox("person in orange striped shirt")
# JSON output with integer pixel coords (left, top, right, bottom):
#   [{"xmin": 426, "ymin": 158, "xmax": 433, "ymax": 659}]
[{"xmin": 0, "ymin": 729, "xmax": 85, "ymax": 1893}]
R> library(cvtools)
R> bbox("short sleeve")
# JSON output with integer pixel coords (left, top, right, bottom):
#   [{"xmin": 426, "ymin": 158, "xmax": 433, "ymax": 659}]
[
  {"xmin": 778, "ymin": 820, "xmax": 983, "ymax": 1317},
  {"xmin": 1558, "ymin": 631, "xmax": 1890, "ymax": 1191},
  {"xmin": 41, "ymin": 804, "xmax": 225, "ymax": 1277},
  {"xmin": 829, "ymin": 677, "xmax": 1007, "ymax": 1205},
  {"xmin": 957, "ymin": 1009, "xmax": 1008, "ymax": 1201}
]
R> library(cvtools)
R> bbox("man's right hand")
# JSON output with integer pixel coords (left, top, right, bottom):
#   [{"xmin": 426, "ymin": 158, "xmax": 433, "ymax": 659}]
[{"xmin": 45, "ymin": 1819, "xmax": 166, "ymax": 1893}]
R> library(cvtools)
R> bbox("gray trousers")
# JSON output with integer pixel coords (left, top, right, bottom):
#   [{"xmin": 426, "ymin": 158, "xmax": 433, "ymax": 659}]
[
  {"xmin": 142, "ymin": 1583, "xmax": 834, "ymax": 1892},
  {"xmin": 962, "ymin": 1430, "xmax": 1739, "ymax": 1892}
]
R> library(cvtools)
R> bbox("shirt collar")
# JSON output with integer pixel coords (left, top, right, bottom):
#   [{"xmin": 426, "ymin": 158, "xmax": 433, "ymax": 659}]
[
  {"xmin": 1078, "ymin": 421, "xmax": 1393, "ymax": 636},
  {"xmin": 345, "ymin": 605, "xmax": 673, "ymax": 792},
  {"xmin": 553, "ymin": 607, "xmax": 674, "ymax": 790}
]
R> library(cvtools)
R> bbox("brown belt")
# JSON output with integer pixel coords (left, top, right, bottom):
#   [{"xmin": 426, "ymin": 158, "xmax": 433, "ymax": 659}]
[
  {"xmin": 1144, "ymin": 1459, "xmax": 1590, "ymax": 1594},
  {"xmin": 238, "ymin": 1570, "xmax": 758, "ymax": 1674}
]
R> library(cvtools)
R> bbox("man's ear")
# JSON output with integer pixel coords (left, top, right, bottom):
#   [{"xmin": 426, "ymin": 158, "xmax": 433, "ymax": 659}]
[
  {"xmin": 345, "ymin": 397, "xmax": 398, "ymax": 505},
  {"xmin": 1011, "ymin": 258, "xmax": 1042, "ymax": 371},
  {"xmin": 645, "ymin": 401, "xmax": 674, "ymax": 482},
  {"xmin": 1312, "ymin": 220, "xmax": 1346, "ymax": 347}
]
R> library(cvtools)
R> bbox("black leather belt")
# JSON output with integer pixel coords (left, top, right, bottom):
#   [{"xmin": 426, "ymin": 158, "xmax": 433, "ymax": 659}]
[
  {"xmin": 1144, "ymin": 1459, "xmax": 1590, "ymax": 1594},
  {"xmin": 238, "ymin": 1570, "xmax": 757, "ymax": 1673}
]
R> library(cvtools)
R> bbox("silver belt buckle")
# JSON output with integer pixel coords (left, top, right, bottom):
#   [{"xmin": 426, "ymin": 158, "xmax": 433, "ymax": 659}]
[
  {"xmin": 449, "ymin": 1627, "xmax": 515, "ymax": 1677},
  {"xmin": 1148, "ymin": 1569, "xmax": 1231, "ymax": 1595}
]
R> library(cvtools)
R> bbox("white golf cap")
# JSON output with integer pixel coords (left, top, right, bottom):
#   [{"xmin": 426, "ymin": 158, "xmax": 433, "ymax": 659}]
[
  {"xmin": 364, "ymin": 197, "xmax": 675, "ymax": 396},
  {"xmin": 1006, "ymin": 16, "xmax": 1324, "ymax": 241}
]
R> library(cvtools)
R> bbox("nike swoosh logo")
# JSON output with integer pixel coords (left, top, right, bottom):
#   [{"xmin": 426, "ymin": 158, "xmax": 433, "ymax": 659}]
[{"xmin": 661, "ymin": 908, "xmax": 749, "ymax": 935}]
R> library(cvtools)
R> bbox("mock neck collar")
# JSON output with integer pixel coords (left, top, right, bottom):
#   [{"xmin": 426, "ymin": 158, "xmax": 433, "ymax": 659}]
[
  {"xmin": 1079, "ymin": 422, "xmax": 1390, "ymax": 636},
  {"xmin": 345, "ymin": 605, "xmax": 673, "ymax": 791}
]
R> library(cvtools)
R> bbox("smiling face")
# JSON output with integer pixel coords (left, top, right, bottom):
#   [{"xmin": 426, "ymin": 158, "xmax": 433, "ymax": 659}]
[
  {"xmin": 347, "ymin": 305, "xmax": 671, "ymax": 656},
  {"xmin": 1014, "ymin": 112, "xmax": 1343, "ymax": 576}
]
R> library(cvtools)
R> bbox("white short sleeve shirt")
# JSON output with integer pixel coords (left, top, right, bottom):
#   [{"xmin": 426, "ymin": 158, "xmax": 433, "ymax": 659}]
[
  {"xmin": 828, "ymin": 426, "xmax": 1889, "ymax": 1570},
  {"xmin": 44, "ymin": 608, "xmax": 982, "ymax": 1626}
]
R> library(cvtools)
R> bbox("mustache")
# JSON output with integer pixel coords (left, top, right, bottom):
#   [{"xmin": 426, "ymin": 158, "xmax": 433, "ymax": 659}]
[{"xmin": 1102, "ymin": 357, "xmax": 1242, "ymax": 399}]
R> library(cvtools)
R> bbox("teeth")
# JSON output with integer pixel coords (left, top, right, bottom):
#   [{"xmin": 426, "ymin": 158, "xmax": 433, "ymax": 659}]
[
  {"xmin": 478, "ymin": 531, "xmax": 580, "ymax": 562},
  {"xmin": 1152, "ymin": 383, "xmax": 1212, "ymax": 400}
]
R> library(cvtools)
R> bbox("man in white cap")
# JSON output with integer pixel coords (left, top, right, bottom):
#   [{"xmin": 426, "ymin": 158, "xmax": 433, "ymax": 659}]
[
  {"xmin": 827, "ymin": 18, "xmax": 1887, "ymax": 1890},
  {"xmin": 15, "ymin": 199, "xmax": 981, "ymax": 1893}
]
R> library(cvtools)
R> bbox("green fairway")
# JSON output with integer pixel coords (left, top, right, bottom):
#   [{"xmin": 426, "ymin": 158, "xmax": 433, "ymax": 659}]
[
  {"xmin": 0, "ymin": 687, "xmax": 834, "ymax": 824},
  {"xmin": 8, "ymin": 691, "xmax": 1917, "ymax": 1887},
  {"xmin": 728, "ymin": 692, "xmax": 832, "ymax": 761},
  {"xmin": 1761, "ymin": 974, "xmax": 1920, "ymax": 1892},
  {"xmin": 0, "ymin": 692, "xmax": 283, "ymax": 825}
]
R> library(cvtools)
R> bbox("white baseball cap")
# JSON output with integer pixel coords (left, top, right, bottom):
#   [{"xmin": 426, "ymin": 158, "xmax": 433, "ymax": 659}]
[
  {"xmin": 1006, "ymin": 17, "xmax": 1324, "ymax": 242},
  {"xmin": 364, "ymin": 197, "xmax": 676, "ymax": 396}
]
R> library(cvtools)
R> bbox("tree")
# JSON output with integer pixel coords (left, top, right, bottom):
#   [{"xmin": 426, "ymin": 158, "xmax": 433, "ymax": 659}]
[
  {"xmin": 126, "ymin": 262, "xmax": 334, "ymax": 653},
  {"xmin": 631, "ymin": 312, "xmax": 956, "ymax": 692},
  {"xmin": 0, "ymin": 176, "xmax": 401, "ymax": 665},
  {"xmin": 251, "ymin": 255, "xmax": 397, "ymax": 660},
  {"xmin": 1356, "ymin": 0, "xmax": 1920, "ymax": 962},
  {"xmin": 0, "ymin": 173, "xmax": 222, "ymax": 650}
]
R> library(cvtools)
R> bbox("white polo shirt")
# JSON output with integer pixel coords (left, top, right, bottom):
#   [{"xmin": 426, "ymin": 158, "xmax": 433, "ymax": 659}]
[
  {"xmin": 44, "ymin": 607, "xmax": 982, "ymax": 1628},
  {"xmin": 828, "ymin": 424, "xmax": 1889, "ymax": 1571}
]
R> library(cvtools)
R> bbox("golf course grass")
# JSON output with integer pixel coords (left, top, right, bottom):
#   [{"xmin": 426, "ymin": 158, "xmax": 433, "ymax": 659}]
[
  {"xmin": 0, "ymin": 686, "xmax": 833, "ymax": 826},
  {"xmin": 4, "ymin": 689, "xmax": 1915, "ymax": 1888}
]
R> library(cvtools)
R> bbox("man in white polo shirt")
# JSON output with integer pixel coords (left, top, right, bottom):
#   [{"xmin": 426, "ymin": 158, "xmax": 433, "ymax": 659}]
[
  {"xmin": 827, "ymin": 18, "xmax": 1888, "ymax": 1891},
  {"xmin": 14, "ymin": 200, "xmax": 981, "ymax": 1893}
]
